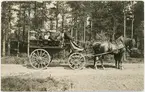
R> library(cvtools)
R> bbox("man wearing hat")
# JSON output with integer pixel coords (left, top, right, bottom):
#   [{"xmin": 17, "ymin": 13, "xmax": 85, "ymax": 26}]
[{"xmin": 30, "ymin": 31, "xmax": 37, "ymax": 40}]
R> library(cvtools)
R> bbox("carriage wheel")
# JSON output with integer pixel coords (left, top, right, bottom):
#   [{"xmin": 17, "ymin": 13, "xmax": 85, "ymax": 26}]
[
  {"xmin": 68, "ymin": 53, "xmax": 86, "ymax": 70},
  {"xmin": 29, "ymin": 49, "xmax": 51, "ymax": 69}
]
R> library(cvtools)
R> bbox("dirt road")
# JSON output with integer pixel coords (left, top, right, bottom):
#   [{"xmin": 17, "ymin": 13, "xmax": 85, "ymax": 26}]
[{"xmin": 1, "ymin": 63, "xmax": 144, "ymax": 91}]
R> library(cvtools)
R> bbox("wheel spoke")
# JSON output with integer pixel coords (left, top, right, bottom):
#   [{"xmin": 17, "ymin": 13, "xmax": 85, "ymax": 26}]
[
  {"xmin": 74, "ymin": 64, "xmax": 78, "ymax": 69},
  {"xmin": 42, "ymin": 58, "xmax": 49, "ymax": 63},
  {"xmin": 38, "ymin": 63, "xmax": 41, "ymax": 68},
  {"xmin": 32, "ymin": 53, "xmax": 39, "ymax": 59},
  {"xmin": 40, "ymin": 50, "xmax": 43, "ymax": 57},
  {"xmin": 41, "ymin": 51, "xmax": 46, "ymax": 57},
  {"xmin": 31, "ymin": 59, "xmax": 37, "ymax": 64},
  {"xmin": 32, "ymin": 53, "xmax": 37, "ymax": 57},
  {"xmin": 37, "ymin": 50, "xmax": 40, "ymax": 56},
  {"xmin": 31, "ymin": 54, "xmax": 37, "ymax": 60},
  {"xmin": 71, "ymin": 64, "xmax": 75, "ymax": 68},
  {"xmin": 40, "ymin": 62, "xmax": 43, "ymax": 68},
  {"xmin": 33, "ymin": 62, "xmax": 38, "ymax": 67},
  {"xmin": 69, "ymin": 59, "xmax": 75, "ymax": 64},
  {"xmin": 31, "ymin": 56, "xmax": 38, "ymax": 63},
  {"xmin": 42, "ymin": 54, "xmax": 48, "ymax": 58},
  {"xmin": 78, "ymin": 58, "xmax": 84, "ymax": 63},
  {"xmin": 41, "ymin": 63, "xmax": 46, "ymax": 67}
]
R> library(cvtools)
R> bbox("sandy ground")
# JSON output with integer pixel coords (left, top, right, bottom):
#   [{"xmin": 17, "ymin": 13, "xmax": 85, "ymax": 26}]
[{"xmin": 1, "ymin": 63, "xmax": 144, "ymax": 91}]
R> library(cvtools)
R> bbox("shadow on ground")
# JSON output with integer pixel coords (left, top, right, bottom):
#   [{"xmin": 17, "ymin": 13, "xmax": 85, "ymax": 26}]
[{"xmin": 23, "ymin": 63, "xmax": 117, "ymax": 70}]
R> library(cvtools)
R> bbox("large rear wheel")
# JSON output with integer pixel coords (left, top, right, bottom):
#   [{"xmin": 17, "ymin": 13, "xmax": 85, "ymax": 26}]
[{"xmin": 29, "ymin": 49, "xmax": 51, "ymax": 69}]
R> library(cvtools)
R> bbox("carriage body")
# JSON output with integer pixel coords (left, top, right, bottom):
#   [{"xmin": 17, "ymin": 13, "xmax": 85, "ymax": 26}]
[
  {"xmin": 28, "ymin": 36, "xmax": 85, "ymax": 70},
  {"xmin": 29, "ymin": 39, "xmax": 63, "ymax": 55}
]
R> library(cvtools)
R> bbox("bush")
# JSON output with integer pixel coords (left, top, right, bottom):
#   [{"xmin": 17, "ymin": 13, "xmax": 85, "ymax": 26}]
[
  {"xmin": 1, "ymin": 56, "xmax": 28, "ymax": 64},
  {"xmin": 130, "ymin": 48, "xmax": 143, "ymax": 58},
  {"xmin": 1, "ymin": 76, "xmax": 72, "ymax": 91}
]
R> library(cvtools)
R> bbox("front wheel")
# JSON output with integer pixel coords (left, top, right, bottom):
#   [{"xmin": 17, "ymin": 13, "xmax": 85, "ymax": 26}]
[{"xmin": 68, "ymin": 53, "xmax": 86, "ymax": 70}]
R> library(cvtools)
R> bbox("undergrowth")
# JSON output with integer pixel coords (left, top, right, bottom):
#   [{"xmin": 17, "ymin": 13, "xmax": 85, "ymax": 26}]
[{"xmin": 1, "ymin": 76, "xmax": 72, "ymax": 91}]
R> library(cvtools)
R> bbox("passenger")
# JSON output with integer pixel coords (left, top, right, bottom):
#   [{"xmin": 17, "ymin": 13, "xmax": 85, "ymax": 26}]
[
  {"xmin": 30, "ymin": 33, "xmax": 36, "ymax": 40},
  {"xmin": 49, "ymin": 31, "xmax": 60, "ymax": 41},
  {"xmin": 44, "ymin": 32, "xmax": 51, "ymax": 41},
  {"xmin": 48, "ymin": 29, "xmax": 74, "ymax": 41},
  {"xmin": 39, "ymin": 33, "xmax": 45, "ymax": 40}
]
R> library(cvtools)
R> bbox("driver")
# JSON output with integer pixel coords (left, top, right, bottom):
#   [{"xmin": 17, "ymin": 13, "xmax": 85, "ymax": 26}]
[{"xmin": 49, "ymin": 29, "xmax": 74, "ymax": 41}]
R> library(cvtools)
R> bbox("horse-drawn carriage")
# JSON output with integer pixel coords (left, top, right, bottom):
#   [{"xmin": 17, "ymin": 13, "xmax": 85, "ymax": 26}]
[{"xmin": 10, "ymin": 30, "xmax": 136, "ymax": 70}]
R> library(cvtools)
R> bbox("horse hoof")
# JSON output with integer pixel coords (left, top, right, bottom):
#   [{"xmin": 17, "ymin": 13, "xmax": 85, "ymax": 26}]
[
  {"xmin": 94, "ymin": 67, "xmax": 97, "ymax": 70},
  {"xmin": 82, "ymin": 67, "xmax": 86, "ymax": 69},
  {"xmin": 120, "ymin": 67, "xmax": 124, "ymax": 70},
  {"xmin": 102, "ymin": 67, "xmax": 105, "ymax": 70},
  {"xmin": 116, "ymin": 66, "xmax": 119, "ymax": 69},
  {"xmin": 43, "ymin": 67, "xmax": 47, "ymax": 70},
  {"xmin": 118, "ymin": 67, "xmax": 124, "ymax": 70}
]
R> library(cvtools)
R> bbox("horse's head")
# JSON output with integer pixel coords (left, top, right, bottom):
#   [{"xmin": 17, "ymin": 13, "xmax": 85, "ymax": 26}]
[{"xmin": 125, "ymin": 38, "xmax": 136, "ymax": 53}]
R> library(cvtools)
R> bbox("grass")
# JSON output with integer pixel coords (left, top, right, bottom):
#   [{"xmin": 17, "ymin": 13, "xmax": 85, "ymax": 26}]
[
  {"xmin": 1, "ymin": 56, "xmax": 28, "ymax": 64},
  {"xmin": 1, "ymin": 52, "xmax": 144, "ymax": 64},
  {"xmin": 1, "ymin": 76, "xmax": 72, "ymax": 91},
  {"xmin": 1, "ymin": 56, "xmax": 144, "ymax": 65}
]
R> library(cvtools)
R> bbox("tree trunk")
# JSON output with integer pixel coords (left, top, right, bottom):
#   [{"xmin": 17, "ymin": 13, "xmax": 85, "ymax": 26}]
[
  {"xmin": 62, "ymin": 14, "xmax": 64, "ymax": 32},
  {"xmin": 83, "ymin": 20, "xmax": 86, "ymax": 43},
  {"xmin": 34, "ymin": 2, "xmax": 37, "ymax": 30},
  {"xmin": 27, "ymin": 4, "xmax": 31, "ymax": 57},
  {"xmin": 131, "ymin": 18, "xmax": 134, "ymax": 39},
  {"xmin": 112, "ymin": 17, "xmax": 117, "ymax": 40},
  {"xmin": 124, "ymin": 10, "xmax": 127, "ymax": 61},
  {"xmin": 7, "ymin": 4, "xmax": 11, "ymax": 56},
  {"xmin": 56, "ymin": 1, "xmax": 59, "ymax": 32},
  {"xmin": 2, "ymin": 29, "xmax": 6, "ymax": 57},
  {"xmin": 90, "ymin": 19, "xmax": 93, "ymax": 40},
  {"xmin": 7, "ymin": 39, "xmax": 11, "ymax": 56},
  {"xmin": 71, "ymin": 17, "xmax": 74, "ymax": 37},
  {"xmin": 23, "ymin": 9, "xmax": 26, "ymax": 42},
  {"xmin": 75, "ymin": 15, "xmax": 78, "ymax": 42}
]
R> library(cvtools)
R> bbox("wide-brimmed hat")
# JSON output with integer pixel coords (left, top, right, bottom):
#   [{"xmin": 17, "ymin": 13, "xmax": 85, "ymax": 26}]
[
  {"xmin": 49, "ymin": 30, "xmax": 56, "ymax": 32},
  {"xmin": 30, "ymin": 30, "xmax": 37, "ymax": 33}
]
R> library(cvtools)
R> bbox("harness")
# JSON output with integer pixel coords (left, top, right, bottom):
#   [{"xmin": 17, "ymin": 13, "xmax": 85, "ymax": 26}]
[{"xmin": 106, "ymin": 36, "xmax": 125, "ymax": 54}]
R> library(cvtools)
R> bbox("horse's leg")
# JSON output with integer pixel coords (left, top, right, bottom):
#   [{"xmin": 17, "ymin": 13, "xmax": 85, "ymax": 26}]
[
  {"xmin": 119, "ymin": 48, "xmax": 125, "ymax": 69},
  {"xmin": 94, "ymin": 56, "xmax": 98, "ymax": 69},
  {"xmin": 100, "ymin": 55, "xmax": 105, "ymax": 70},
  {"xmin": 118, "ymin": 59, "xmax": 121, "ymax": 69},
  {"xmin": 123, "ymin": 48, "xmax": 127, "ymax": 62},
  {"xmin": 117, "ymin": 54, "xmax": 122, "ymax": 69},
  {"xmin": 116, "ymin": 60, "xmax": 118, "ymax": 69},
  {"xmin": 114, "ymin": 54, "xmax": 118, "ymax": 69},
  {"xmin": 119, "ymin": 54, "xmax": 124, "ymax": 70}
]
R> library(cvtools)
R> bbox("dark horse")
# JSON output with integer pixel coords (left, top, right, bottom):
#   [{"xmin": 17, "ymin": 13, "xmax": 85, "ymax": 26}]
[{"xmin": 92, "ymin": 33, "xmax": 136, "ymax": 70}]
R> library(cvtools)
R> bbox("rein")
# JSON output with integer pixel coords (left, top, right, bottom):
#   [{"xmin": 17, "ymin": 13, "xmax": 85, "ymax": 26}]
[
  {"xmin": 73, "ymin": 40, "xmax": 92, "ymax": 44},
  {"xmin": 93, "ymin": 46, "xmax": 125, "ymax": 57}
]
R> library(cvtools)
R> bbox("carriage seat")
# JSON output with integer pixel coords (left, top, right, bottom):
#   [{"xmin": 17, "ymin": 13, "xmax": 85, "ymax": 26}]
[
  {"xmin": 70, "ymin": 41, "xmax": 84, "ymax": 51},
  {"xmin": 30, "ymin": 39, "xmax": 61, "ymax": 47}
]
